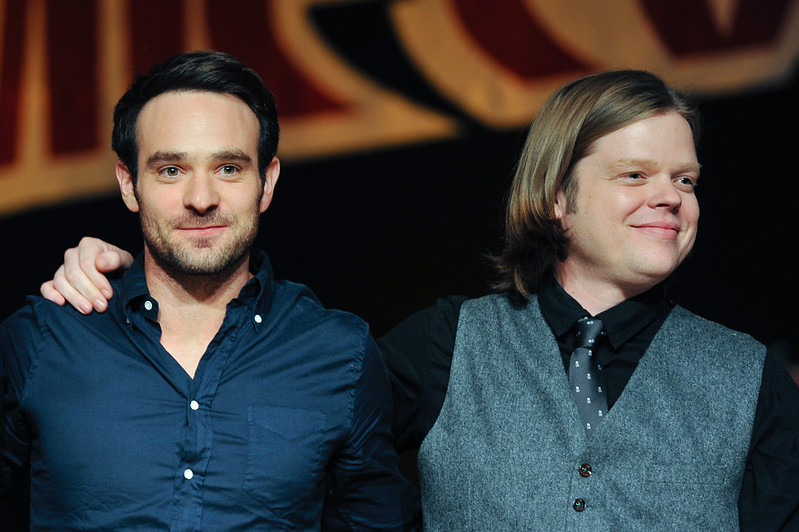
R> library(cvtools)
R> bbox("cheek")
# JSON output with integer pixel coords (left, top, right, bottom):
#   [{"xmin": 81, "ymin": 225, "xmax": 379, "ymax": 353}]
[
  {"xmin": 612, "ymin": 189, "xmax": 647, "ymax": 213},
  {"xmin": 683, "ymin": 197, "xmax": 701, "ymax": 227},
  {"xmin": 143, "ymin": 189, "xmax": 184, "ymax": 212}
]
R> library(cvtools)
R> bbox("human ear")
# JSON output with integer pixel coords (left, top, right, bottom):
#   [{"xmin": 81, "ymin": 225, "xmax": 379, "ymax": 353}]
[
  {"xmin": 115, "ymin": 160, "xmax": 140, "ymax": 213},
  {"xmin": 553, "ymin": 189, "xmax": 568, "ymax": 220},
  {"xmin": 259, "ymin": 156, "xmax": 281, "ymax": 213}
]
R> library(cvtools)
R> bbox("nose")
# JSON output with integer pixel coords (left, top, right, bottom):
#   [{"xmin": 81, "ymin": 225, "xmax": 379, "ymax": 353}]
[
  {"xmin": 183, "ymin": 173, "xmax": 220, "ymax": 214},
  {"xmin": 648, "ymin": 175, "xmax": 682, "ymax": 211}
]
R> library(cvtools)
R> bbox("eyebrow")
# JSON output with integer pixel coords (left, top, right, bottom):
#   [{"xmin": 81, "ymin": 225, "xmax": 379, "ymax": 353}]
[
  {"xmin": 145, "ymin": 150, "xmax": 253, "ymax": 168},
  {"xmin": 611, "ymin": 158, "xmax": 702, "ymax": 174},
  {"xmin": 209, "ymin": 150, "xmax": 253, "ymax": 166},
  {"xmin": 145, "ymin": 151, "xmax": 187, "ymax": 169}
]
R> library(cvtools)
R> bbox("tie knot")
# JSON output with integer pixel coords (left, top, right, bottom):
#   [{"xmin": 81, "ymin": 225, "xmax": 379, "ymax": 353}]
[{"xmin": 575, "ymin": 316, "xmax": 604, "ymax": 349}]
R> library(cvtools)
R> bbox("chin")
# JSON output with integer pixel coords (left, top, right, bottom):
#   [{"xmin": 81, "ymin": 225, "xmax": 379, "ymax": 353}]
[
  {"xmin": 637, "ymin": 266, "xmax": 679, "ymax": 287},
  {"xmin": 633, "ymin": 250, "xmax": 684, "ymax": 275},
  {"xmin": 625, "ymin": 261, "xmax": 680, "ymax": 287}
]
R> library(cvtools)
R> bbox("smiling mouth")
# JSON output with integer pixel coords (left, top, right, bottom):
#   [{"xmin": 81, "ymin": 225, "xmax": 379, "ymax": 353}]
[
  {"xmin": 634, "ymin": 224, "xmax": 680, "ymax": 239},
  {"xmin": 179, "ymin": 225, "xmax": 226, "ymax": 235}
]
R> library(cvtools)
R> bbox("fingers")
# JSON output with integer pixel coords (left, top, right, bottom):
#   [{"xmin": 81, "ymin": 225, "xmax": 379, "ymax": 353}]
[
  {"xmin": 40, "ymin": 279, "xmax": 66, "ymax": 306},
  {"xmin": 40, "ymin": 264, "xmax": 99, "ymax": 314},
  {"xmin": 61, "ymin": 247, "xmax": 110, "ymax": 313},
  {"xmin": 94, "ymin": 246, "xmax": 135, "ymax": 273},
  {"xmin": 71, "ymin": 242, "xmax": 113, "ymax": 300},
  {"xmin": 39, "ymin": 237, "xmax": 134, "ymax": 315},
  {"xmin": 70, "ymin": 237, "xmax": 135, "ymax": 312}
]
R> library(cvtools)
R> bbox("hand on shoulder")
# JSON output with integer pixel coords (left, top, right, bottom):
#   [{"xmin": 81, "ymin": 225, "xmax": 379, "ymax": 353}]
[{"xmin": 40, "ymin": 237, "xmax": 133, "ymax": 314}]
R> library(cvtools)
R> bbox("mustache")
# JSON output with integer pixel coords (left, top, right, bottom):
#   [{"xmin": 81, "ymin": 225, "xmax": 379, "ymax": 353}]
[{"xmin": 172, "ymin": 212, "xmax": 234, "ymax": 228}]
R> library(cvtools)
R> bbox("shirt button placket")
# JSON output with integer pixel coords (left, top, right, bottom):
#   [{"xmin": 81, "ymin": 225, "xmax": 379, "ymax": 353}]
[
  {"xmin": 184, "ymin": 401, "xmax": 199, "ymax": 478},
  {"xmin": 173, "ymin": 397, "xmax": 206, "ymax": 529}
]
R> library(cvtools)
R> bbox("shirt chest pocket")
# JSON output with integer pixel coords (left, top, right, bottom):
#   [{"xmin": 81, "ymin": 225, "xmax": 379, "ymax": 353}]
[{"xmin": 244, "ymin": 405, "xmax": 328, "ymax": 518}]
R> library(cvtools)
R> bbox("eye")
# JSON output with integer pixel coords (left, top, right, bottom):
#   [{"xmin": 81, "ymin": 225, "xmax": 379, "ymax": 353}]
[
  {"xmin": 621, "ymin": 172, "xmax": 646, "ymax": 182},
  {"xmin": 219, "ymin": 164, "xmax": 239, "ymax": 176},
  {"xmin": 159, "ymin": 166, "xmax": 181, "ymax": 178},
  {"xmin": 675, "ymin": 176, "xmax": 698, "ymax": 191}
]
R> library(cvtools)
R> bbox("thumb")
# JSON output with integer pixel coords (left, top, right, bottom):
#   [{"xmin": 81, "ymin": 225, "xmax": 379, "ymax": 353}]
[{"xmin": 96, "ymin": 249, "xmax": 134, "ymax": 273}]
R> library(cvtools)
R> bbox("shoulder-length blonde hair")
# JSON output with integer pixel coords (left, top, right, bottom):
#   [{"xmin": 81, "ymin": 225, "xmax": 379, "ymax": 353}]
[{"xmin": 492, "ymin": 70, "xmax": 700, "ymax": 298}]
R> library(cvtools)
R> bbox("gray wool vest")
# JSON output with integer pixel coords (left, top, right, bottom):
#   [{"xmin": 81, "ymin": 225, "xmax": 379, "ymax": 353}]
[{"xmin": 418, "ymin": 293, "xmax": 765, "ymax": 531}]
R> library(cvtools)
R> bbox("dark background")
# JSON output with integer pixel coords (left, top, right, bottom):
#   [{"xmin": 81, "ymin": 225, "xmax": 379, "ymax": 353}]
[
  {"xmin": 2, "ymin": 66, "xmax": 798, "ymax": 361},
  {"xmin": 1, "ymin": 2, "xmax": 798, "ymax": 526}
]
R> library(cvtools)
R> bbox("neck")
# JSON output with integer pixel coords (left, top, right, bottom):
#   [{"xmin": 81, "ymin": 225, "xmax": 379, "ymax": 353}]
[
  {"xmin": 142, "ymin": 249, "xmax": 252, "ymax": 378},
  {"xmin": 554, "ymin": 264, "xmax": 655, "ymax": 316},
  {"xmin": 143, "ymin": 252, "xmax": 252, "ymax": 313}
]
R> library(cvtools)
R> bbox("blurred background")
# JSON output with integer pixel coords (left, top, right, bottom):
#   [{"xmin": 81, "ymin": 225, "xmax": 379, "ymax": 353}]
[
  {"xmin": 2, "ymin": 0, "xmax": 798, "ymax": 527},
  {"xmin": 1, "ymin": 2, "xmax": 798, "ymax": 367}
]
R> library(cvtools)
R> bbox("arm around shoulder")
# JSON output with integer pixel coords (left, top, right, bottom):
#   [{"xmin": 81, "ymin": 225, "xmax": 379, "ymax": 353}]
[
  {"xmin": 39, "ymin": 237, "xmax": 134, "ymax": 314},
  {"xmin": 378, "ymin": 295, "xmax": 467, "ymax": 452},
  {"xmin": 324, "ymin": 335, "xmax": 421, "ymax": 530}
]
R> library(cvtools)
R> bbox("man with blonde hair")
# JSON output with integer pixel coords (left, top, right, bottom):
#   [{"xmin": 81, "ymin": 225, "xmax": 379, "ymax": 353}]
[{"xmin": 37, "ymin": 70, "xmax": 799, "ymax": 529}]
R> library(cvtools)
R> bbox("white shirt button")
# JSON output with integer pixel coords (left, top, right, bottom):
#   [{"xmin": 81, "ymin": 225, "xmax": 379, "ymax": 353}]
[
  {"xmin": 254, "ymin": 314, "xmax": 262, "ymax": 324},
  {"xmin": 190, "ymin": 400, "xmax": 199, "ymax": 411},
  {"xmin": 144, "ymin": 300, "xmax": 153, "ymax": 311},
  {"xmin": 184, "ymin": 469, "xmax": 193, "ymax": 480}
]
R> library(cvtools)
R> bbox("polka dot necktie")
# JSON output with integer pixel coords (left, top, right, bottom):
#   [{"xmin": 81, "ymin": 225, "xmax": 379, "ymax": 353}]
[{"xmin": 568, "ymin": 316, "xmax": 608, "ymax": 435}]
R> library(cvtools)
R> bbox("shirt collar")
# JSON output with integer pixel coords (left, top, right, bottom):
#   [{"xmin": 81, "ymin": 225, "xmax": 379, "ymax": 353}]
[
  {"xmin": 538, "ymin": 270, "xmax": 672, "ymax": 350},
  {"xmin": 119, "ymin": 253, "xmax": 150, "ymax": 311},
  {"xmin": 117, "ymin": 248, "xmax": 276, "ymax": 330},
  {"xmin": 240, "ymin": 249, "xmax": 276, "ymax": 327}
]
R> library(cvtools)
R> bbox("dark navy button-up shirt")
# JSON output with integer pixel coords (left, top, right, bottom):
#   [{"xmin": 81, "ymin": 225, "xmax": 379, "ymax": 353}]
[{"xmin": 0, "ymin": 250, "xmax": 420, "ymax": 530}]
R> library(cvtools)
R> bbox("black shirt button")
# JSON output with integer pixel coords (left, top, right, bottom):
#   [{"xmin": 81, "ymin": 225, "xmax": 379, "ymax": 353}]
[
  {"xmin": 579, "ymin": 463, "xmax": 592, "ymax": 477},
  {"xmin": 573, "ymin": 498, "xmax": 586, "ymax": 512}
]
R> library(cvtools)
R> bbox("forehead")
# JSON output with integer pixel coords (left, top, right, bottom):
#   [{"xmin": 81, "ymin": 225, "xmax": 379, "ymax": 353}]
[
  {"xmin": 135, "ymin": 91, "xmax": 259, "ymax": 158},
  {"xmin": 588, "ymin": 112, "xmax": 698, "ymax": 165}
]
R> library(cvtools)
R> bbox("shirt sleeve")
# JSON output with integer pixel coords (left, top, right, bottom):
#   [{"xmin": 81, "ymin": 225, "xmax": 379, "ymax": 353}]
[
  {"xmin": 377, "ymin": 296, "xmax": 467, "ymax": 452},
  {"xmin": 323, "ymin": 334, "xmax": 421, "ymax": 530},
  {"xmin": 1, "ymin": 301, "xmax": 39, "ymax": 500},
  {"xmin": 738, "ymin": 349, "xmax": 799, "ymax": 530}
]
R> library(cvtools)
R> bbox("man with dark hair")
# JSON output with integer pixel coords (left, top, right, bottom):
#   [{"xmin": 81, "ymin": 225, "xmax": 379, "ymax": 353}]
[
  {"xmin": 37, "ymin": 71, "xmax": 799, "ymax": 529},
  {"xmin": 0, "ymin": 51, "xmax": 419, "ymax": 530}
]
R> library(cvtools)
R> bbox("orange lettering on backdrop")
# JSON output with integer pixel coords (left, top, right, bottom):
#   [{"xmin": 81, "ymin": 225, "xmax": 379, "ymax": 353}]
[
  {"xmin": 0, "ymin": 0, "xmax": 27, "ymax": 166},
  {"xmin": 206, "ymin": 0, "xmax": 344, "ymax": 118},
  {"xmin": 641, "ymin": 0, "xmax": 791, "ymax": 55},
  {"xmin": 129, "ymin": 0, "xmax": 184, "ymax": 76},
  {"xmin": 451, "ymin": 0, "xmax": 587, "ymax": 80},
  {"xmin": 46, "ymin": 0, "xmax": 99, "ymax": 155}
]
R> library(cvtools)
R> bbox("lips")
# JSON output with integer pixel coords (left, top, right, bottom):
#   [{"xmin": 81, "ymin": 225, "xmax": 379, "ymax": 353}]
[
  {"xmin": 178, "ymin": 225, "xmax": 226, "ymax": 237},
  {"xmin": 180, "ymin": 225, "xmax": 225, "ymax": 230},
  {"xmin": 633, "ymin": 222, "xmax": 681, "ymax": 239}
]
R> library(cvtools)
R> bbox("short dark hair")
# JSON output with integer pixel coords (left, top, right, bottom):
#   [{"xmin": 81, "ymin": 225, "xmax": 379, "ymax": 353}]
[
  {"xmin": 492, "ymin": 70, "xmax": 700, "ymax": 298},
  {"xmin": 111, "ymin": 50, "xmax": 279, "ymax": 183}
]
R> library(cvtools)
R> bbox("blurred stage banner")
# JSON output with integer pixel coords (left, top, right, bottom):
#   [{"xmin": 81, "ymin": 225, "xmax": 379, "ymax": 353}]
[{"xmin": 1, "ymin": 0, "xmax": 798, "ymax": 216}]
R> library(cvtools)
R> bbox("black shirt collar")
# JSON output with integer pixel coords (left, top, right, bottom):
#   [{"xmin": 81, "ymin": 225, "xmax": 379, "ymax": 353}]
[{"xmin": 538, "ymin": 271, "xmax": 672, "ymax": 350}]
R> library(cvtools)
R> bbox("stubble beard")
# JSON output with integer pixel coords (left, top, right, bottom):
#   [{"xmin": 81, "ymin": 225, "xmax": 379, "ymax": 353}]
[{"xmin": 140, "ymin": 206, "xmax": 260, "ymax": 278}]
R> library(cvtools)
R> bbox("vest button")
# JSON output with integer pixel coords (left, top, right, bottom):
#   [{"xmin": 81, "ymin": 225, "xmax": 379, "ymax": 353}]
[
  {"xmin": 579, "ymin": 463, "xmax": 592, "ymax": 477},
  {"xmin": 573, "ymin": 498, "xmax": 586, "ymax": 512}
]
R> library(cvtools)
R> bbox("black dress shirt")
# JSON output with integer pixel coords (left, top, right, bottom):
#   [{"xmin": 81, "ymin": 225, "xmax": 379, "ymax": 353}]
[
  {"xmin": 379, "ymin": 276, "xmax": 799, "ymax": 531},
  {"xmin": 1, "ymin": 250, "xmax": 420, "ymax": 530}
]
